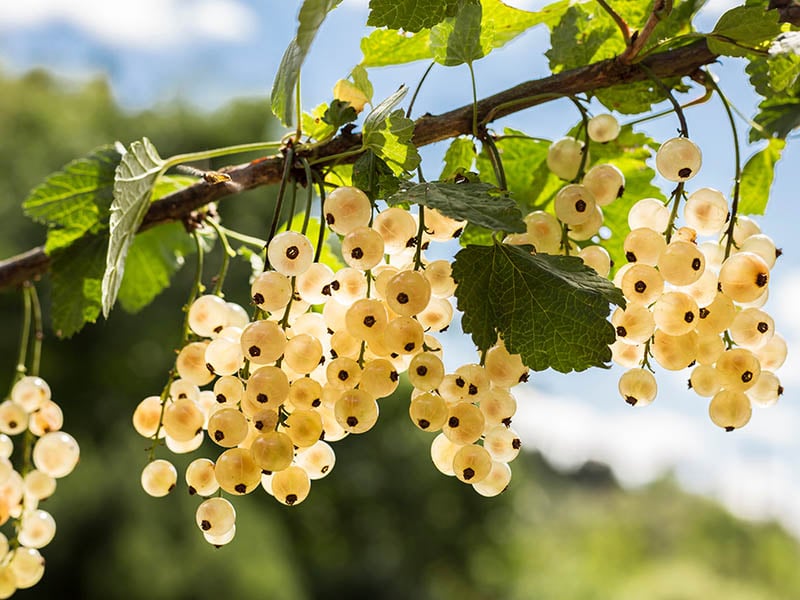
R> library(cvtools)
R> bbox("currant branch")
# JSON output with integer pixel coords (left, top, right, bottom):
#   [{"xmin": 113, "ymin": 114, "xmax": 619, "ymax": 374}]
[{"xmin": 0, "ymin": 38, "xmax": 722, "ymax": 293}]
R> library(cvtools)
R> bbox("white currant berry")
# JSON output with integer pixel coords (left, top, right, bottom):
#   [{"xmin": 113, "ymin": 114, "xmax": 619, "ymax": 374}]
[
  {"xmin": 628, "ymin": 198, "xmax": 670, "ymax": 232},
  {"xmin": 547, "ymin": 136, "xmax": 586, "ymax": 180},
  {"xmin": 709, "ymin": 389, "xmax": 751, "ymax": 431},
  {"xmin": 618, "ymin": 368, "xmax": 657, "ymax": 406},
  {"xmin": 251, "ymin": 271, "xmax": 293, "ymax": 312},
  {"xmin": 583, "ymin": 163, "xmax": 624, "ymax": 206},
  {"xmin": 324, "ymin": 186, "xmax": 372, "ymax": 235},
  {"xmin": 267, "ymin": 231, "xmax": 314, "ymax": 276},
  {"xmin": 684, "ymin": 188, "xmax": 729, "ymax": 236},
  {"xmin": 140, "ymin": 459, "xmax": 177, "ymax": 497},
  {"xmin": 718, "ymin": 252, "xmax": 770, "ymax": 303},
  {"xmin": 587, "ymin": 114, "xmax": 621, "ymax": 142},
  {"xmin": 656, "ymin": 137, "xmax": 702, "ymax": 182},
  {"xmin": 11, "ymin": 377, "xmax": 50, "ymax": 413},
  {"xmin": 554, "ymin": 184, "xmax": 596, "ymax": 226},
  {"xmin": 472, "ymin": 461, "xmax": 512, "ymax": 497},
  {"xmin": 578, "ymin": 245, "xmax": 611, "ymax": 277},
  {"xmin": 524, "ymin": 211, "xmax": 562, "ymax": 254}
]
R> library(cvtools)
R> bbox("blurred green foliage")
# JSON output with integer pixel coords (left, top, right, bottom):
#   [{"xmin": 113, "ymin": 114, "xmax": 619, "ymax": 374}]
[{"xmin": 1, "ymin": 69, "xmax": 799, "ymax": 599}]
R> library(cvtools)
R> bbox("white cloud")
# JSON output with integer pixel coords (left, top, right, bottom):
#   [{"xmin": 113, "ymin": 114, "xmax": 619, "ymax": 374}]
[{"xmin": 0, "ymin": 0, "xmax": 257, "ymax": 48}]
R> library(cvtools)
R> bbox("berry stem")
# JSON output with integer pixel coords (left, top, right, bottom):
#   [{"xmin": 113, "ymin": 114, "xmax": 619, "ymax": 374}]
[
  {"xmin": 663, "ymin": 183, "xmax": 685, "ymax": 244},
  {"xmin": 313, "ymin": 174, "xmax": 327, "ymax": 264},
  {"xmin": 10, "ymin": 282, "xmax": 32, "ymax": 392},
  {"xmin": 481, "ymin": 133, "xmax": 508, "ymax": 191},
  {"xmin": 705, "ymin": 72, "xmax": 742, "ymax": 260},
  {"xmin": 568, "ymin": 96, "xmax": 591, "ymax": 182},
  {"xmin": 301, "ymin": 158, "xmax": 314, "ymax": 236},
  {"xmin": 28, "ymin": 283, "xmax": 43, "ymax": 378},
  {"xmin": 149, "ymin": 229, "xmax": 205, "ymax": 460},
  {"xmin": 281, "ymin": 182, "xmax": 299, "ymax": 233},
  {"xmin": 265, "ymin": 145, "xmax": 296, "ymax": 270},
  {"xmin": 639, "ymin": 63, "xmax": 689, "ymax": 137},
  {"xmin": 203, "ymin": 217, "xmax": 235, "ymax": 296},
  {"xmin": 413, "ymin": 207, "xmax": 426, "ymax": 271}
]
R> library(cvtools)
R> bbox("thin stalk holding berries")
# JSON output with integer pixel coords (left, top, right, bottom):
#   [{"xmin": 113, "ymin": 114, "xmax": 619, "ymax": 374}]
[
  {"xmin": 11, "ymin": 283, "xmax": 32, "ymax": 389},
  {"xmin": 640, "ymin": 63, "xmax": 689, "ymax": 137},
  {"xmin": 265, "ymin": 145, "xmax": 296, "ymax": 270},
  {"xmin": 568, "ymin": 96, "xmax": 591, "ymax": 182},
  {"xmin": 705, "ymin": 72, "xmax": 742, "ymax": 259},
  {"xmin": 203, "ymin": 217, "xmax": 235, "ymax": 296}
]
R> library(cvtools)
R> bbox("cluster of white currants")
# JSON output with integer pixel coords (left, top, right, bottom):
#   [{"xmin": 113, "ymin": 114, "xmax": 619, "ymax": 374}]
[
  {"xmin": 133, "ymin": 184, "xmax": 531, "ymax": 546},
  {"xmin": 0, "ymin": 376, "xmax": 80, "ymax": 597},
  {"xmin": 506, "ymin": 113, "xmax": 625, "ymax": 278},
  {"xmin": 412, "ymin": 340, "xmax": 527, "ymax": 496},
  {"xmin": 608, "ymin": 136, "xmax": 785, "ymax": 430}
]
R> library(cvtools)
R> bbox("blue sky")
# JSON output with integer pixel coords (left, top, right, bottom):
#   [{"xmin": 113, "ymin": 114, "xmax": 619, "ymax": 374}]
[{"xmin": 1, "ymin": 0, "xmax": 799, "ymax": 535}]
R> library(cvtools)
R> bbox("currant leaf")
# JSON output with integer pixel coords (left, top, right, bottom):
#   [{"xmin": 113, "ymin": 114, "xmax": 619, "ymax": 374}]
[
  {"xmin": 366, "ymin": 0, "xmax": 460, "ymax": 33},
  {"xmin": 738, "ymin": 138, "xmax": 785, "ymax": 215},
  {"xmin": 708, "ymin": 5, "xmax": 782, "ymax": 58},
  {"xmin": 50, "ymin": 234, "xmax": 107, "ymax": 338},
  {"xmin": 440, "ymin": 137, "xmax": 477, "ymax": 180},
  {"xmin": 271, "ymin": 0, "xmax": 343, "ymax": 126},
  {"xmin": 102, "ymin": 137, "xmax": 166, "ymax": 318},
  {"xmin": 23, "ymin": 145, "xmax": 123, "ymax": 254},
  {"xmin": 388, "ymin": 181, "xmax": 525, "ymax": 233},
  {"xmin": 430, "ymin": 0, "xmax": 489, "ymax": 67},
  {"xmin": 452, "ymin": 242, "xmax": 625, "ymax": 372}
]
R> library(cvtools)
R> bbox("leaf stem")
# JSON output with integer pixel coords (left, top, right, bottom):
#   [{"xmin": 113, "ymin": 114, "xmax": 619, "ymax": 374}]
[
  {"xmin": 282, "ymin": 182, "xmax": 299, "ymax": 233},
  {"xmin": 622, "ymin": 87, "xmax": 712, "ymax": 128},
  {"xmin": 308, "ymin": 148, "xmax": 365, "ymax": 167},
  {"xmin": 480, "ymin": 93, "xmax": 567, "ymax": 126},
  {"xmin": 663, "ymin": 182, "xmax": 685, "ymax": 244},
  {"xmin": 468, "ymin": 62, "xmax": 479, "ymax": 139},
  {"xmin": 166, "ymin": 141, "xmax": 283, "ymax": 167},
  {"xmin": 413, "ymin": 207, "xmax": 426, "ymax": 271},
  {"xmin": 407, "ymin": 61, "xmax": 436, "ymax": 119}
]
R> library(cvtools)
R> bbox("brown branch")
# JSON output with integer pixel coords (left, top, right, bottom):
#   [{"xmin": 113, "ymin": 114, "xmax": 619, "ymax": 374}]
[
  {"xmin": 619, "ymin": 0, "xmax": 673, "ymax": 65},
  {"xmin": 0, "ymin": 38, "xmax": 718, "ymax": 292}
]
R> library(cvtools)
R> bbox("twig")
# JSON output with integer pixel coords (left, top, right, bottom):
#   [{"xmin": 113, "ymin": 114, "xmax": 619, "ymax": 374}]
[
  {"xmin": 619, "ymin": 0, "xmax": 673, "ymax": 65},
  {"xmin": 596, "ymin": 0, "xmax": 631, "ymax": 45}
]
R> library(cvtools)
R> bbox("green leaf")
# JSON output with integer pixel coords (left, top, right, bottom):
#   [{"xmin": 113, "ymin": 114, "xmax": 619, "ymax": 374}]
[
  {"xmin": 352, "ymin": 150, "xmax": 403, "ymax": 201},
  {"xmin": 751, "ymin": 96, "xmax": 800, "ymax": 141},
  {"xmin": 117, "ymin": 222, "xmax": 196, "ymax": 314},
  {"xmin": 102, "ymin": 137, "xmax": 166, "ymax": 318},
  {"xmin": 23, "ymin": 145, "xmax": 123, "ymax": 254},
  {"xmin": 367, "ymin": 0, "xmax": 459, "ymax": 33},
  {"xmin": 388, "ymin": 182, "xmax": 525, "ymax": 232},
  {"xmin": 363, "ymin": 86, "xmax": 408, "ymax": 132},
  {"xmin": 546, "ymin": 3, "xmax": 625, "ymax": 73},
  {"xmin": 302, "ymin": 103, "xmax": 337, "ymax": 142},
  {"xmin": 440, "ymin": 137, "xmax": 477, "ymax": 179},
  {"xmin": 707, "ymin": 5, "xmax": 782, "ymax": 58},
  {"xmin": 362, "ymin": 88, "xmax": 421, "ymax": 174},
  {"xmin": 452, "ymin": 242, "xmax": 624, "ymax": 372},
  {"xmin": 360, "ymin": 29, "xmax": 433, "ymax": 67},
  {"xmin": 322, "ymin": 99, "xmax": 359, "ymax": 130},
  {"xmin": 595, "ymin": 79, "xmax": 671, "ymax": 115},
  {"xmin": 152, "ymin": 175, "xmax": 198, "ymax": 200},
  {"xmin": 50, "ymin": 234, "xmax": 107, "ymax": 338},
  {"xmin": 430, "ymin": 1, "xmax": 489, "ymax": 66},
  {"xmin": 738, "ymin": 138, "xmax": 785, "ymax": 215},
  {"xmin": 482, "ymin": 0, "xmax": 570, "ymax": 49},
  {"xmin": 350, "ymin": 65, "xmax": 374, "ymax": 103},
  {"xmin": 271, "ymin": 0, "xmax": 343, "ymax": 126}
]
